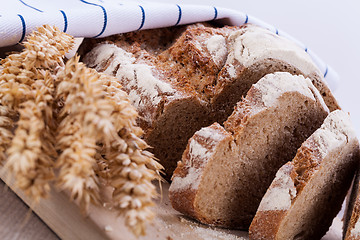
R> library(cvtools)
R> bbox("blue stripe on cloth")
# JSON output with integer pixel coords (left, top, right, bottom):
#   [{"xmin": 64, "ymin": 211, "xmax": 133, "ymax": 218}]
[
  {"xmin": 245, "ymin": 14, "xmax": 248, "ymax": 24},
  {"xmin": 213, "ymin": 7, "xmax": 218, "ymax": 20},
  {"xmin": 175, "ymin": 4, "xmax": 182, "ymax": 26},
  {"xmin": 138, "ymin": 5, "xmax": 145, "ymax": 30},
  {"xmin": 276, "ymin": 29, "xmax": 279, "ymax": 35},
  {"xmin": 305, "ymin": 47, "xmax": 308, "ymax": 52},
  {"xmin": 18, "ymin": 0, "xmax": 43, "ymax": 12},
  {"xmin": 17, "ymin": 14, "xmax": 26, "ymax": 43},
  {"xmin": 79, "ymin": 0, "xmax": 107, "ymax": 37},
  {"xmin": 324, "ymin": 66, "xmax": 328, "ymax": 78},
  {"xmin": 60, "ymin": 10, "xmax": 68, "ymax": 33}
]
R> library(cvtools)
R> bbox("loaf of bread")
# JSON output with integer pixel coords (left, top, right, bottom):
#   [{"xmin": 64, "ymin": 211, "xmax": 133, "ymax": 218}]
[
  {"xmin": 344, "ymin": 166, "xmax": 360, "ymax": 240},
  {"xmin": 168, "ymin": 72, "xmax": 329, "ymax": 229},
  {"xmin": 79, "ymin": 23, "xmax": 339, "ymax": 180},
  {"xmin": 249, "ymin": 110, "xmax": 359, "ymax": 240}
]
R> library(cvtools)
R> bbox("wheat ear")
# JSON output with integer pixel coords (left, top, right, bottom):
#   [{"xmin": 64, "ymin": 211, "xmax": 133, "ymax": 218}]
[
  {"xmin": 1, "ymin": 25, "xmax": 163, "ymax": 236},
  {"xmin": 0, "ymin": 25, "xmax": 73, "ymax": 199},
  {"xmin": 55, "ymin": 56, "xmax": 117, "ymax": 210},
  {"xmin": 97, "ymin": 71, "xmax": 164, "ymax": 236},
  {"xmin": 57, "ymin": 57, "xmax": 163, "ymax": 235}
]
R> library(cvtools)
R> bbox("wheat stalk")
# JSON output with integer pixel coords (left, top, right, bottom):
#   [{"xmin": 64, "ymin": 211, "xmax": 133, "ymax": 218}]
[
  {"xmin": 97, "ymin": 71, "xmax": 164, "ymax": 236},
  {"xmin": 5, "ymin": 71, "xmax": 59, "ymax": 201},
  {"xmin": 0, "ymin": 105, "xmax": 15, "ymax": 164},
  {"xmin": 55, "ymin": 57, "xmax": 115, "ymax": 209},
  {"xmin": 106, "ymin": 136, "xmax": 162, "ymax": 236},
  {"xmin": 0, "ymin": 26, "xmax": 73, "ymax": 200},
  {"xmin": 57, "ymin": 57, "xmax": 163, "ymax": 235},
  {"xmin": 0, "ymin": 25, "xmax": 163, "ymax": 236}
]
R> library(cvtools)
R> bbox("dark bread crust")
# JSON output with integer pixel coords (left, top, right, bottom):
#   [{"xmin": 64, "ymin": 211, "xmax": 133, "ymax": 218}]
[
  {"xmin": 345, "ymin": 196, "xmax": 360, "ymax": 240},
  {"xmin": 292, "ymin": 143, "xmax": 323, "ymax": 195},
  {"xmin": 249, "ymin": 210, "xmax": 287, "ymax": 240}
]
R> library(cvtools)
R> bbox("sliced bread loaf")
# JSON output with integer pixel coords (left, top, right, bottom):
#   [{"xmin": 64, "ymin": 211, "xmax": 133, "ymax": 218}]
[
  {"xmin": 249, "ymin": 110, "xmax": 359, "ymax": 240},
  {"xmin": 169, "ymin": 72, "xmax": 329, "ymax": 229},
  {"xmin": 344, "ymin": 164, "xmax": 360, "ymax": 240},
  {"xmin": 79, "ymin": 23, "xmax": 338, "ymax": 179},
  {"xmin": 80, "ymin": 24, "xmax": 233, "ymax": 178}
]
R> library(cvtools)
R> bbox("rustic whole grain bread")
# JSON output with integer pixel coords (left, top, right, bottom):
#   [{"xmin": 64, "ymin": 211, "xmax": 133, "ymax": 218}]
[
  {"xmin": 249, "ymin": 110, "xmax": 359, "ymax": 240},
  {"xmin": 344, "ymin": 165, "xmax": 360, "ymax": 240},
  {"xmin": 169, "ymin": 72, "xmax": 329, "ymax": 229},
  {"xmin": 79, "ymin": 23, "xmax": 339, "ymax": 179}
]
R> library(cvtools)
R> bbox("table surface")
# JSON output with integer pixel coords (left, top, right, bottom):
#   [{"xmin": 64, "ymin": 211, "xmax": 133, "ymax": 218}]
[
  {"xmin": 0, "ymin": 180, "xmax": 59, "ymax": 240},
  {"xmin": 1, "ymin": 0, "xmax": 359, "ymax": 239}
]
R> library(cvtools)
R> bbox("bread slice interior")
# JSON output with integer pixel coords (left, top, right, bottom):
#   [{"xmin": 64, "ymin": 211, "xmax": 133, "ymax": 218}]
[{"xmin": 169, "ymin": 72, "xmax": 329, "ymax": 228}]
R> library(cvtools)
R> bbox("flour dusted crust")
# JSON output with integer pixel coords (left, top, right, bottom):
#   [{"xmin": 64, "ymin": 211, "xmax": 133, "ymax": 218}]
[
  {"xmin": 79, "ymin": 23, "xmax": 339, "ymax": 180},
  {"xmin": 169, "ymin": 72, "xmax": 329, "ymax": 229},
  {"xmin": 80, "ymin": 43, "xmax": 180, "ymax": 127},
  {"xmin": 212, "ymin": 25, "xmax": 339, "ymax": 118},
  {"xmin": 169, "ymin": 123, "xmax": 234, "ymax": 219},
  {"xmin": 249, "ymin": 110, "xmax": 359, "ymax": 240}
]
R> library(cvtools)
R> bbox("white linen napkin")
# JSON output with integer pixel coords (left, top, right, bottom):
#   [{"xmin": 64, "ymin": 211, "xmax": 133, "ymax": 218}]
[{"xmin": 0, "ymin": 0, "xmax": 338, "ymax": 89}]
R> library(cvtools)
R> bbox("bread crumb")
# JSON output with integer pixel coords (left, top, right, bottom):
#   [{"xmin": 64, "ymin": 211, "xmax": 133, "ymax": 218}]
[
  {"xmin": 104, "ymin": 225, "xmax": 113, "ymax": 232},
  {"xmin": 179, "ymin": 216, "xmax": 248, "ymax": 240}
]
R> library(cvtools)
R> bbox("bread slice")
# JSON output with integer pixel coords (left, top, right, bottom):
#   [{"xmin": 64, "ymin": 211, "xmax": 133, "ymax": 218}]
[
  {"xmin": 344, "ymin": 165, "xmax": 360, "ymax": 240},
  {"xmin": 211, "ymin": 24, "xmax": 339, "ymax": 120},
  {"xmin": 249, "ymin": 110, "xmax": 359, "ymax": 240},
  {"xmin": 169, "ymin": 72, "xmax": 329, "ymax": 229},
  {"xmin": 79, "ymin": 23, "xmax": 339, "ymax": 179}
]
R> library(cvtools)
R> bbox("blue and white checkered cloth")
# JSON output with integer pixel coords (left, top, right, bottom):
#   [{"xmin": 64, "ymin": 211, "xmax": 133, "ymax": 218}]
[{"xmin": 0, "ymin": 0, "xmax": 338, "ymax": 89}]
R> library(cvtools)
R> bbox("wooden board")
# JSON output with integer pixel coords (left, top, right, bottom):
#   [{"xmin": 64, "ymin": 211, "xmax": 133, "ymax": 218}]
[
  {"xmin": 0, "ymin": 181, "xmax": 58, "ymax": 239},
  {"xmin": 0, "ymin": 168, "xmax": 248, "ymax": 240},
  {"xmin": 0, "ymin": 166, "xmax": 343, "ymax": 240}
]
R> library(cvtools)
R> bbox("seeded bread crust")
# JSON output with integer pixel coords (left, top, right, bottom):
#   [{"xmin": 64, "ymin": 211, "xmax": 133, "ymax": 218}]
[
  {"xmin": 169, "ymin": 72, "xmax": 329, "ymax": 229},
  {"xmin": 249, "ymin": 110, "xmax": 359, "ymax": 240},
  {"xmin": 79, "ymin": 23, "xmax": 339, "ymax": 180}
]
